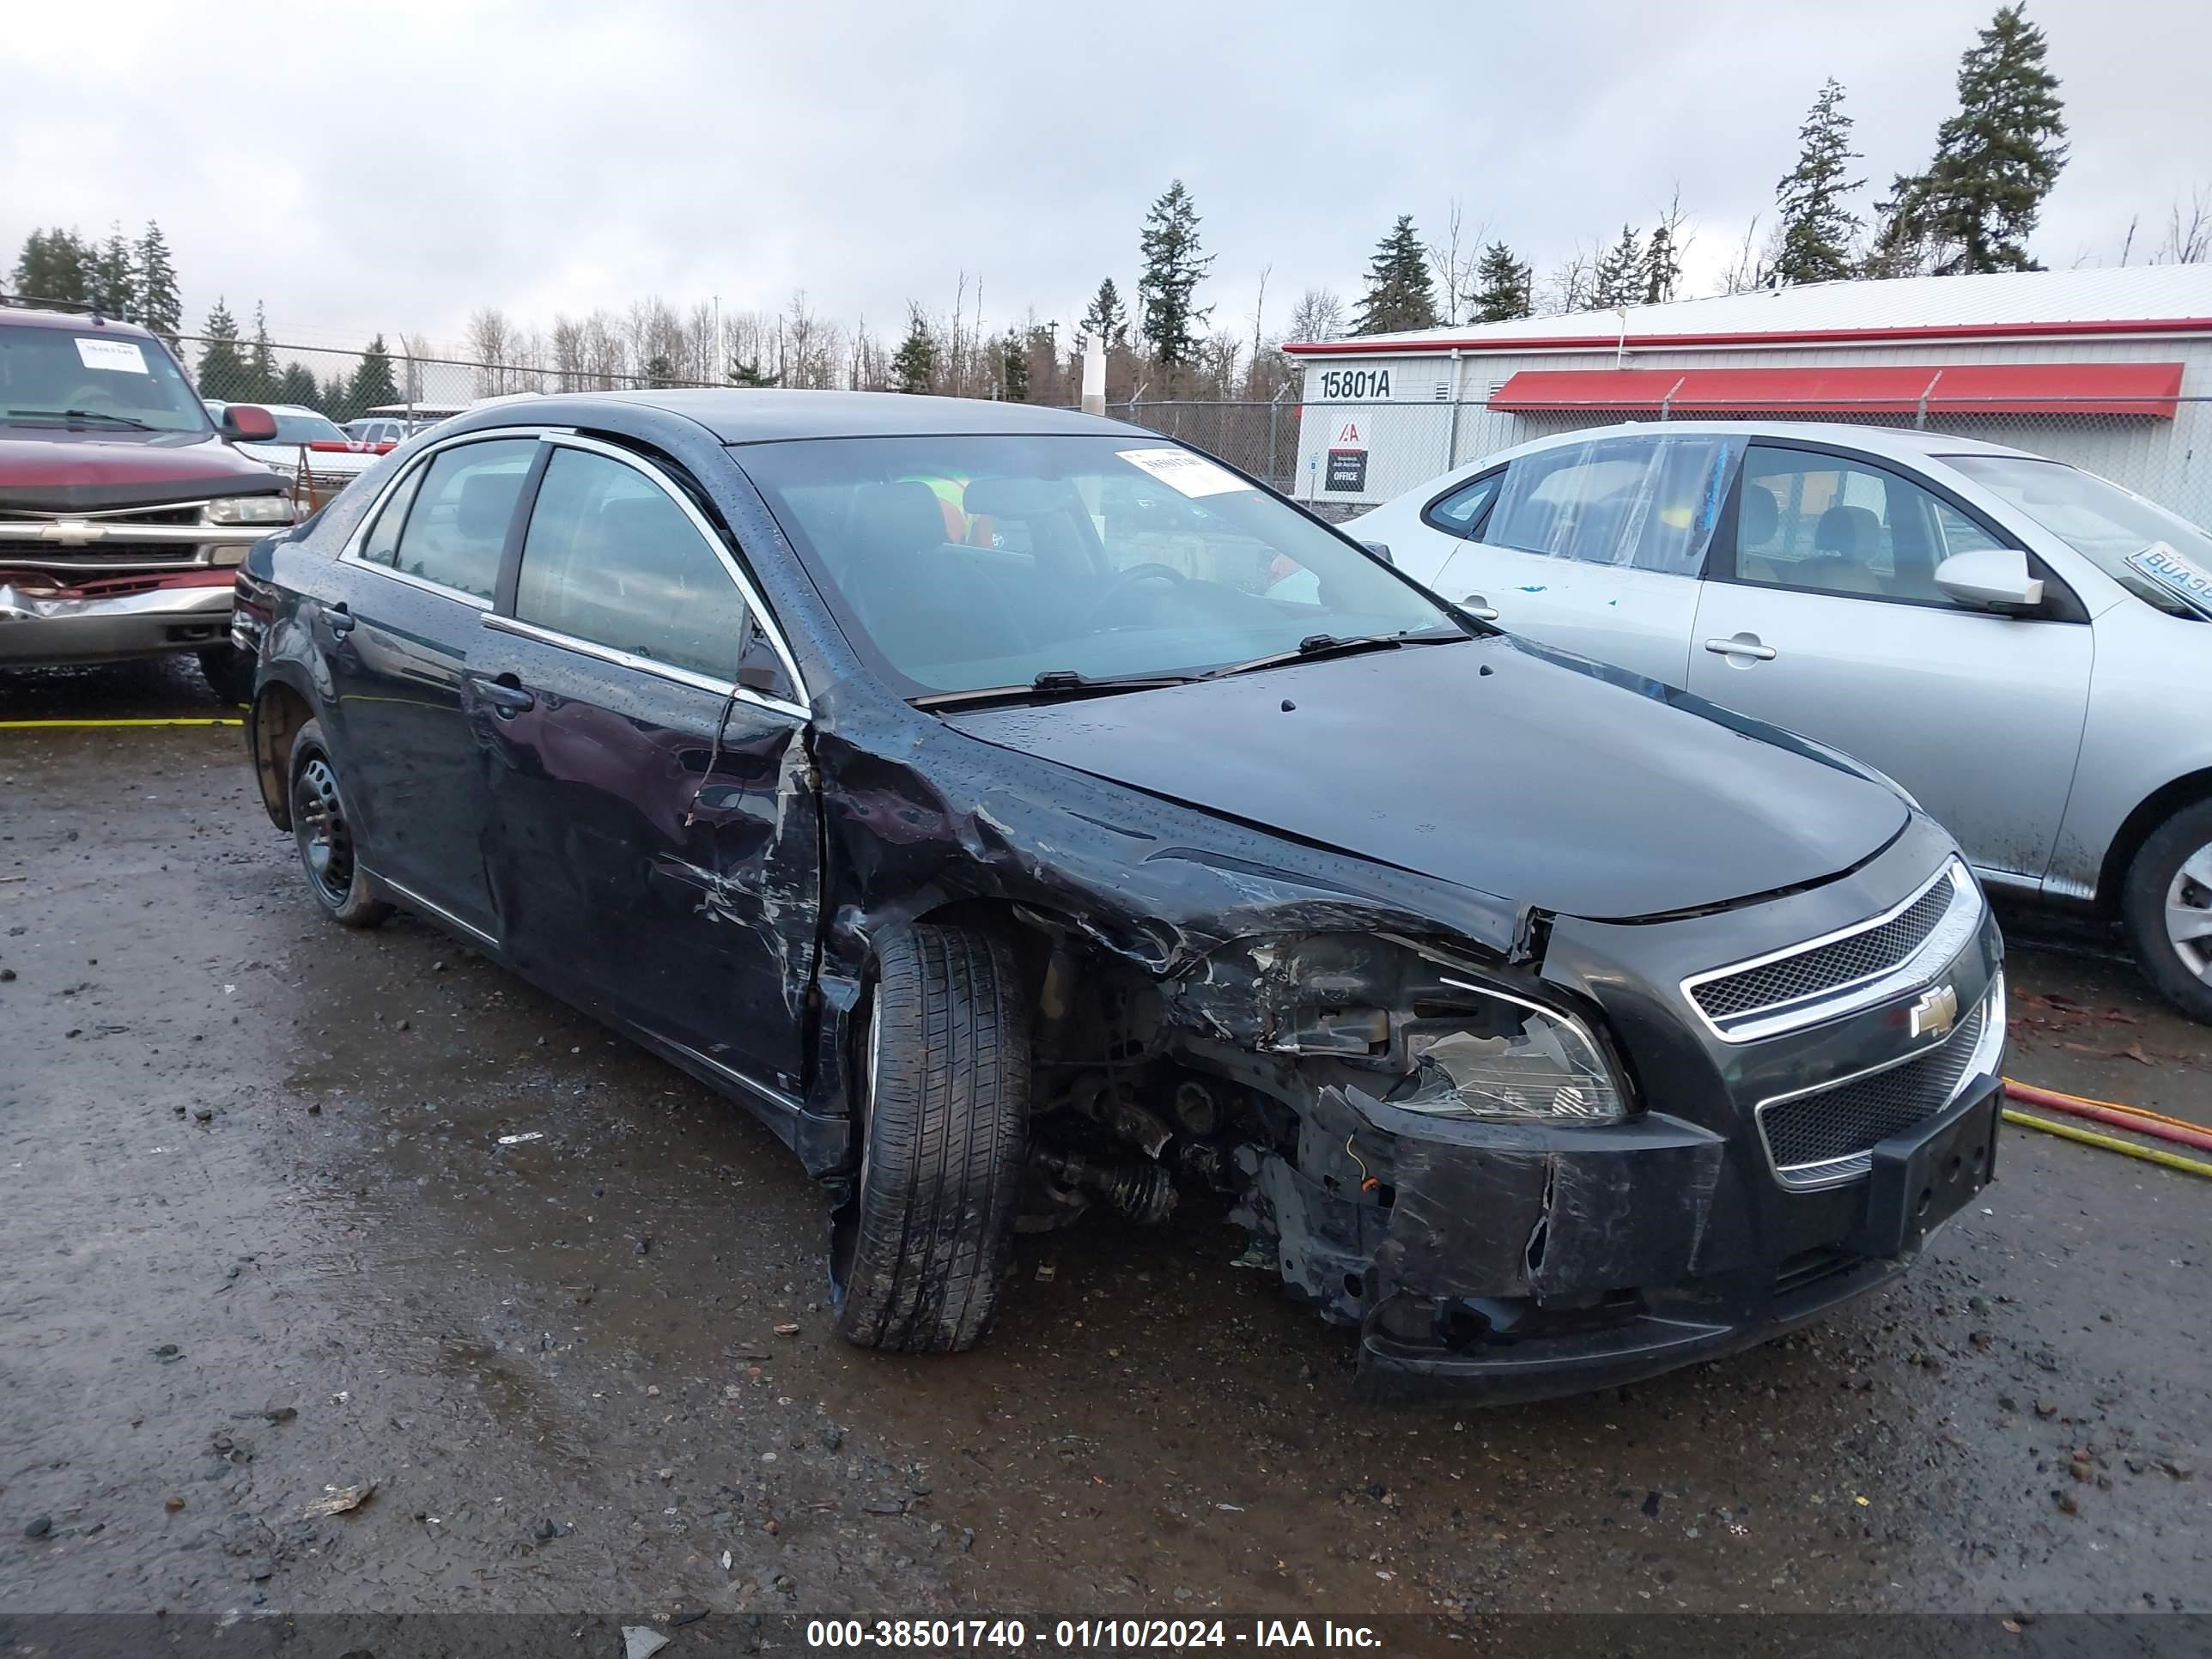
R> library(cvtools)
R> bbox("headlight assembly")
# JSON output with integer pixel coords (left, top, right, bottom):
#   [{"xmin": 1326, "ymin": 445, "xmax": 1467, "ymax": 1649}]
[
  {"xmin": 1393, "ymin": 978, "xmax": 1628, "ymax": 1125},
  {"xmin": 204, "ymin": 495, "xmax": 294, "ymax": 526}
]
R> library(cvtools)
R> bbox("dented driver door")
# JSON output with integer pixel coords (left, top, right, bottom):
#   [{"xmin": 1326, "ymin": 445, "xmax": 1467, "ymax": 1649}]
[{"xmin": 464, "ymin": 436, "xmax": 820, "ymax": 1090}]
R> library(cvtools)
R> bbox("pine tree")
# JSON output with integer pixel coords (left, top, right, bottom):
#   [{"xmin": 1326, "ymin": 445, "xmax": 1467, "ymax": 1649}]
[
  {"xmin": 1136, "ymin": 180, "xmax": 1213, "ymax": 373},
  {"xmin": 1000, "ymin": 330, "xmax": 1030, "ymax": 402},
  {"xmin": 135, "ymin": 222, "xmax": 181, "ymax": 345},
  {"xmin": 1079, "ymin": 277, "xmax": 1128, "ymax": 349},
  {"xmin": 319, "ymin": 373, "xmax": 354, "ymax": 422},
  {"xmin": 91, "ymin": 223, "xmax": 137, "ymax": 318},
  {"xmin": 347, "ymin": 335, "xmax": 400, "ymax": 414},
  {"xmin": 1591, "ymin": 225, "xmax": 1644, "ymax": 310},
  {"xmin": 1468, "ymin": 243, "xmax": 1534, "ymax": 321},
  {"xmin": 1352, "ymin": 215, "xmax": 1442, "ymax": 336},
  {"xmin": 196, "ymin": 299, "xmax": 248, "ymax": 398},
  {"xmin": 248, "ymin": 302, "xmax": 279, "ymax": 403},
  {"xmin": 890, "ymin": 304, "xmax": 936, "ymax": 395},
  {"xmin": 644, "ymin": 354, "xmax": 675, "ymax": 388},
  {"xmin": 1641, "ymin": 223, "xmax": 1682, "ymax": 306},
  {"xmin": 1773, "ymin": 79, "xmax": 1865, "ymax": 285},
  {"xmin": 1885, "ymin": 3, "xmax": 2068, "ymax": 274},
  {"xmin": 276, "ymin": 363, "xmax": 320, "ymax": 408},
  {"xmin": 12, "ymin": 228, "xmax": 93, "ymax": 308},
  {"xmin": 727, "ymin": 359, "xmax": 780, "ymax": 387}
]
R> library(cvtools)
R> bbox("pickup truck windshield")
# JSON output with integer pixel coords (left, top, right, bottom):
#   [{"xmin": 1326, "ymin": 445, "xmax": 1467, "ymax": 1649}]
[
  {"xmin": 0, "ymin": 325, "xmax": 209, "ymax": 434},
  {"xmin": 740, "ymin": 433, "xmax": 1456, "ymax": 694},
  {"xmin": 1947, "ymin": 453, "xmax": 2212, "ymax": 621}
]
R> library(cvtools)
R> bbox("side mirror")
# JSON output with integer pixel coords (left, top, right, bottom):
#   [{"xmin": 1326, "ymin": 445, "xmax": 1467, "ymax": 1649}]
[
  {"xmin": 220, "ymin": 404, "xmax": 278, "ymax": 443},
  {"xmin": 1358, "ymin": 539, "xmax": 1394, "ymax": 566},
  {"xmin": 1935, "ymin": 546, "xmax": 2043, "ymax": 611}
]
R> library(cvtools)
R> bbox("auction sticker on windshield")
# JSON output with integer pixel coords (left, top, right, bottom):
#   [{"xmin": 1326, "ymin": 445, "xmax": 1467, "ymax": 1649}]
[
  {"xmin": 1118, "ymin": 447, "xmax": 1252, "ymax": 499},
  {"xmin": 74, "ymin": 337, "xmax": 149, "ymax": 374},
  {"xmin": 2128, "ymin": 541, "xmax": 2212, "ymax": 617}
]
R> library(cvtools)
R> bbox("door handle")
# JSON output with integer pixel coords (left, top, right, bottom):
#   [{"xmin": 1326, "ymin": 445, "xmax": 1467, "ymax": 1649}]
[
  {"xmin": 469, "ymin": 672, "xmax": 537, "ymax": 717},
  {"xmin": 322, "ymin": 600, "xmax": 355, "ymax": 638},
  {"xmin": 1704, "ymin": 635, "xmax": 1777, "ymax": 661},
  {"xmin": 1459, "ymin": 593, "xmax": 1501, "ymax": 622}
]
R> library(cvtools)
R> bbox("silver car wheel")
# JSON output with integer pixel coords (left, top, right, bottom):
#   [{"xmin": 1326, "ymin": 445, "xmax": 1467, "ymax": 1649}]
[{"xmin": 2165, "ymin": 842, "xmax": 2212, "ymax": 981}]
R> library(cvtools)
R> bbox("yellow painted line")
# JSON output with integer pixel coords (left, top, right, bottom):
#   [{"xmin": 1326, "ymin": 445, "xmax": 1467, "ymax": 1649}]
[
  {"xmin": 2003, "ymin": 1108, "xmax": 2212, "ymax": 1180},
  {"xmin": 0, "ymin": 717, "xmax": 244, "ymax": 728}
]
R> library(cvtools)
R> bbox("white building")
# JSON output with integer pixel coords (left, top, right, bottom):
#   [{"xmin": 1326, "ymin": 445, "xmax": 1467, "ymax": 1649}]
[{"xmin": 1282, "ymin": 265, "xmax": 2212, "ymax": 520}]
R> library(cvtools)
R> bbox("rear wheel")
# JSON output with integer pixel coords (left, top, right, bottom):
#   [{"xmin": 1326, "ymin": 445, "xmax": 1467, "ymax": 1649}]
[
  {"xmin": 288, "ymin": 719, "xmax": 391, "ymax": 929},
  {"xmin": 2121, "ymin": 799, "xmax": 2212, "ymax": 1023},
  {"xmin": 830, "ymin": 925, "xmax": 1030, "ymax": 1353},
  {"xmin": 198, "ymin": 646, "xmax": 254, "ymax": 707}
]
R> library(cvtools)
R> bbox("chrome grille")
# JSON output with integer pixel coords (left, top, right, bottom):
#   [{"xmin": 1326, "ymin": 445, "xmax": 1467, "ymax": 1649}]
[
  {"xmin": 1695, "ymin": 880, "xmax": 1954, "ymax": 1020},
  {"xmin": 1684, "ymin": 860, "xmax": 1982, "ymax": 1041},
  {"xmin": 1758, "ymin": 1000, "xmax": 1988, "ymax": 1188}
]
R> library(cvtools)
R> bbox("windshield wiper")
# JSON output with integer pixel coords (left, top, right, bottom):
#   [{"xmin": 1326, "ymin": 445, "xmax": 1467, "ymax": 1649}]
[
  {"xmin": 1200, "ymin": 626, "xmax": 1466, "ymax": 681},
  {"xmin": 4, "ymin": 408, "xmax": 157, "ymax": 431},
  {"xmin": 912, "ymin": 668, "xmax": 1196, "ymax": 711}
]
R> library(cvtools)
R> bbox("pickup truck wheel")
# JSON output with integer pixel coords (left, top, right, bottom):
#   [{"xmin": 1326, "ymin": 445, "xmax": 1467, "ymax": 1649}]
[
  {"xmin": 198, "ymin": 646, "xmax": 254, "ymax": 706},
  {"xmin": 830, "ymin": 925, "xmax": 1030, "ymax": 1353},
  {"xmin": 2121, "ymin": 799, "xmax": 2212, "ymax": 1023},
  {"xmin": 288, "ymin": 720, "xmax": 391, "ymax": 929}
]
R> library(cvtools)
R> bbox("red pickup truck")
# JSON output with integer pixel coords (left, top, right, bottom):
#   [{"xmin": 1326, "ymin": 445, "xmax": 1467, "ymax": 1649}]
[{"xmin": 0, "ymin": 306, "xmax": 295, "ymax": 702}]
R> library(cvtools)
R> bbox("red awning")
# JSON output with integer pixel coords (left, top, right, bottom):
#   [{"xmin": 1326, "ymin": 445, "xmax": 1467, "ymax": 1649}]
[{"xmin": 1487, "ymin": 361, "xmax": 2185, "ymax": 418}]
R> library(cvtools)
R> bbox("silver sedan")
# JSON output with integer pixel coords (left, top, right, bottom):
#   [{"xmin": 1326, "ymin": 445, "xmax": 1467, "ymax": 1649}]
[{"xmin": 1352, "ymin": 420, "xmax": 2212, "ymax": 1020}]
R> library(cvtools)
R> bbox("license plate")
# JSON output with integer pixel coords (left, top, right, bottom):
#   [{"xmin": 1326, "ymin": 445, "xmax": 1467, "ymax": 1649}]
[{"xmin": 1851, "ymin": 1083, "xmax": 1999, "ymax": 1259}]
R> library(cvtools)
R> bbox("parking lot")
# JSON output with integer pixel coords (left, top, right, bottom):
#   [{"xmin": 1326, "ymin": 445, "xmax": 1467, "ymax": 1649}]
[{"xmin": 1, "ymin": 659, "xmax": 2205, "ymax": 1629}]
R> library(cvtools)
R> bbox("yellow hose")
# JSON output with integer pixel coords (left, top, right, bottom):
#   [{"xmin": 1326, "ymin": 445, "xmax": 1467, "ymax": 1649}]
[{"xmin": 2002, "ymin": 1108, "xmax": 2212, "ymax": 1180}]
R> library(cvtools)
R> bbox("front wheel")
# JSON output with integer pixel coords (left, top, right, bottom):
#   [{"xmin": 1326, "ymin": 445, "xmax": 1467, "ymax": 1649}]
[
  {"xmin": 2121, "ymin": 799, "xmax": 2212, "ymax": 1023},
  {"xmin": 830, "ymin": 925, "xmax": 1030, "ymax": 1353},
  {"xmin": 288, "ymin": 718, "xmax": 392, "ymax": 930}
]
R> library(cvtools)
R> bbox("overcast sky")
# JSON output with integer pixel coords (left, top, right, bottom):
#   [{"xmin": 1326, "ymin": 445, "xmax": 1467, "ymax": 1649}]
[{"xmin": 6, "ymin": 0, "xmax": 2208, "ymax": 355}]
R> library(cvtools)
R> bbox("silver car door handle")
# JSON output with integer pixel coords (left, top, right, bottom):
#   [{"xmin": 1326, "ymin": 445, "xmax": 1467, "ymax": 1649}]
[
  {"xmin": 1704, "ymin": 636, "xmax": 1777, "ymax": 661},
  {"xmin": 1460, "ymin": 594, "xmax": 1501, "ymax": 622}
]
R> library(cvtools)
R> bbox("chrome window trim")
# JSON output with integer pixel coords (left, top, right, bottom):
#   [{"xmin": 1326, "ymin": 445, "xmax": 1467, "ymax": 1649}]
[
  {"xmin": 481, "ymin": 611, "xmax": 807, "ymax": 721},
  {"xmin": 532, "ymin": 431, "xmax": 811, "ymax": 710},
  {"xmin": 1680, "ymin": 859, "xmax": 1982, "ymax": 1043},
  {"xmin": 336, "ymin": 425, "xmax": 570, "ymax": 609},
  {"xmin": 1753, "ymin": 969, "xmax": 2003, "ymax": 1191}
]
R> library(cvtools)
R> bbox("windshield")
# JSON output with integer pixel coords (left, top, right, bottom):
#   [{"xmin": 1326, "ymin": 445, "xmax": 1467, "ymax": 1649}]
[
  {"xmin": 738, "ymin": 434, "xmax": 1457, "ymax": 693},
  {"xmin": 267, "ymin": 408, "xmax": 347, "ymax": 444},
  {"xmin": 1947, "ymin": 453, "xmax": 2212, "ymax": 621},
  {"xmin": 0, "ymin": 324, "xmax": 210, "ymax": 433}
]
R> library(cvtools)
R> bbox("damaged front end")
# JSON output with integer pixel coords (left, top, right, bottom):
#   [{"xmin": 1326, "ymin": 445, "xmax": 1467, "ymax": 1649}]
[{"xmin": 1017, "ymin": 899, "xmax": 1997, "ymax": 1405}]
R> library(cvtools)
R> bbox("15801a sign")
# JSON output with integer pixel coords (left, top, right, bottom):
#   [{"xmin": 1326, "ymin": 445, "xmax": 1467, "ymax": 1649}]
[{"xmin": 1315, "ymin": 368, "xmax": 1392, "ymax": 400}]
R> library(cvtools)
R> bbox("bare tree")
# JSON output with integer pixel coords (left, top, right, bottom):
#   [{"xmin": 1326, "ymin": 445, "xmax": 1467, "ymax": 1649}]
[
  {"xmin": 1285, "ymin": 288, "xmax": 1346, "ymax": 344},
  {"xmin": 1425, "ymin": 200, "xmax": 1485, "ymax": 327},
  {"xmin": 1713, "ymin": 215, "xmax": 1778, "ymax": 296},
  {"xmin": 1540, "ymin": 242, "xmax": 1597, "ymax": 315},
  {"xmin": 465, "ymin": 307, "xmax": 517, "ymax": 395},
  {"xmin": 2159, "ymin": 186, "xmax": 2212, "ymax": 264}
]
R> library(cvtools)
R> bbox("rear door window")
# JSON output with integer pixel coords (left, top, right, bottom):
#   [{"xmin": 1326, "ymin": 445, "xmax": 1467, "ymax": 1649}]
[
  {"xmin": 357, "ymin": 466, "xmax": 425, "ymax": 568},
  {"xmin": 514, "ymin": 445, "xmax": 751, "ymax": 681},
  {"xmin": 1420, "ymin": 471, "xmax": 1503, "ymax": 537},
  {"xmin": 389, "ymin": 439, "xmax": 538, "ymax": 599},
  {"xmin": 1485, "ymin": 434, "xmax": 1737, "ymax": 575}
]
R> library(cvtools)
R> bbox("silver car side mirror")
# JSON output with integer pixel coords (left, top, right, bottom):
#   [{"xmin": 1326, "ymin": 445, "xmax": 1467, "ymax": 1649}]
[{"xmin": 1935, "ymin": 546, "xmax": 2044, "ymax": 611}]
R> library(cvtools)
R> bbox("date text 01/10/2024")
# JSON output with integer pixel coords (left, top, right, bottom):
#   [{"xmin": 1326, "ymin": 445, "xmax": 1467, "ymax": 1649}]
[{"xmin": 803, "ymin": 1619, "xmax": 1382, "ymax": 1649}]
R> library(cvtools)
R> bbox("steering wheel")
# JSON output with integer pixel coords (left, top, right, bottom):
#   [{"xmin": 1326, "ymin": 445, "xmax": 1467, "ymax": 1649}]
[{"xmin": 1078, "ymin": 562, "xmax": 1188, "ymax": 631}]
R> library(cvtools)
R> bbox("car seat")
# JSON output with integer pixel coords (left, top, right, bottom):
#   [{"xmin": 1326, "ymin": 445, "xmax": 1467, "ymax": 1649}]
[
  {"xmin": 1735, "ymin": 483, "xmax": 1783, "ymax": 584},
  {"xmin": 1796, "ymin": 503, "xmax": 1887, "ymax": 594},
  {"xmin": 842, "ymin": 482, "xmax": 1027, "ymax": 672}
]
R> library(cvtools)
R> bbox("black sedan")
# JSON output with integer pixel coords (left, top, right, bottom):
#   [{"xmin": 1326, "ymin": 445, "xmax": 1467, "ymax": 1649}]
[{"xmin": 233, "ymin": 392, "xmax": 2005, "ymax": 1401}]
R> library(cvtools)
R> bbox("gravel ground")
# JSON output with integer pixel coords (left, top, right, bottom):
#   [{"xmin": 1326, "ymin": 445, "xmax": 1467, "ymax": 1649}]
[{"xmin": 1, "ymin": 659, "xmax": 2206, "ymax": 1632}]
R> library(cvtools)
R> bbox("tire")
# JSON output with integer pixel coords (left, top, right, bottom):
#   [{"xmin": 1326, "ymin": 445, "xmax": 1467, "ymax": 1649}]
[
  {"xmin": 288, "ymin": 719, "xmax": 392, "ymax": 930},
  {"xmin": 2120, "ymin": 798, "xmax": 2212, "ymax": 1023},
  {"xmin": 198, "ymin": 646, "xmax": 255, "ymax": 707},
  {"xmin": 831, "ymin": 925, "xmax": 1030, "ymax": 1353}
]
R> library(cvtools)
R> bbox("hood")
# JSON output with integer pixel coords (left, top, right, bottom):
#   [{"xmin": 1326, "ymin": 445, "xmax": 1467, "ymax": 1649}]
[
  {"xmin": 0, "ymin": 429, "xmax": 285, "ymax": 514},
  {"xmin": 946, "ymin": 634, "xmax": 1911, "ymax": 921}
]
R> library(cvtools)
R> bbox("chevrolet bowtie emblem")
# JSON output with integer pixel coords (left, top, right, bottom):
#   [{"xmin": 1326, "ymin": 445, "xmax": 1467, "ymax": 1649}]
[{"xmin": 1910, "ymin": 984, "xmax": 1960, "ymax": 1041}]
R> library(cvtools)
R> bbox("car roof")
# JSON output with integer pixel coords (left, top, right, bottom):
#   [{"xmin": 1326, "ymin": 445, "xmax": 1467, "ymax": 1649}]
[
  {"xmin": 1495, "ymin": 418, "xmax": 2039, "ymax": 465},
  {"xmin": 446, "ymin": 388, "xmax": 1152, "ymax": 445},
  {"xmin": 0, "ymin": 306, "xmax": 156, "ymax": 338}
]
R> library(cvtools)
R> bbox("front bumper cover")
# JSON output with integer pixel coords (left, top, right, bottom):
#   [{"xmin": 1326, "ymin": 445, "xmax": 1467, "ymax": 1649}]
[
  {"xmin": 0, "ymin": 571, "xmax": 235, "ymax": 665},
  {"xmin": 1330, "ymin": 1075, "xmax": 2001, "ymax": 1405}
]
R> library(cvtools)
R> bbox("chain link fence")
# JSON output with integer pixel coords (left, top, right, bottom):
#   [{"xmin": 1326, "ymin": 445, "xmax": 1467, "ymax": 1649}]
[{"xmin": 1115, "ymin": 393, "xmax": 2212, "ymax": 529}]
